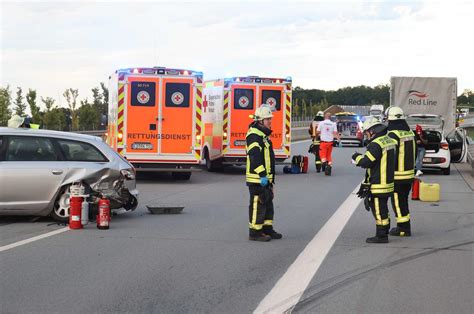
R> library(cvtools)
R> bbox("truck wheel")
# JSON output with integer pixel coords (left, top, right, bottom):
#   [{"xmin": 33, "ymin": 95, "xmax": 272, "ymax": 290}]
[
  {"xmin": 51, "ymin": 185, "xmax": 71, "ymax": 223},
  {"xmin": 442, "ymin": 165, "xmax": 451, "ymax": 175},
  {"xmin": 205, "ymin": 149, "xmax": 215, "ymax": 172}
]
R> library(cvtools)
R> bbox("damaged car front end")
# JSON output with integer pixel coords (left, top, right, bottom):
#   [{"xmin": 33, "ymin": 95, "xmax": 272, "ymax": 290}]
[{"xmin": 0, "ymin": 128, "xmax": 139, "ymax": 222}]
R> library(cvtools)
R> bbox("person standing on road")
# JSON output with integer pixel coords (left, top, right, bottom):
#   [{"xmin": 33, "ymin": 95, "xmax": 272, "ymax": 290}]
[
  {"xmin": 308, "ymin": 111, "xmax": 324, "ymax": 172},
  {"xmin": 246, "ymin": 105, "xmax": 282, "ymax": 242},
  {"xmin": 415, "ymin": 124, "xmax": 428, "ymax": 177},
  {"xmin": 317, "ymin": 112, "xmax": 340, "ymax": 176},
  {"xmin": 386, "ymin": 107, "xmax": 415, "ymax": 237},
  {"xmin": 352, "ymin": 116, "xmax": 397, "ymax": 243}
]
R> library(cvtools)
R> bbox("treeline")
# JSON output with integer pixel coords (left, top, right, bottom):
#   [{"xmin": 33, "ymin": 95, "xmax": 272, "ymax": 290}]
[
  {"xmin": 0, "ymin": 84, "xmax": 108, "ymax": 130},
  {"xmin": 292, "ymin": 84, "xmax": 390, "ymax": 118},
  {"xmin": 292, "ymin": 85, "xmax": 473, "ymax": 119}
]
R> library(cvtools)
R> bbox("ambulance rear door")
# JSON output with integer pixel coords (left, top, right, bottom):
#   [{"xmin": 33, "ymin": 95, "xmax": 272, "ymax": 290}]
[
  {"xmin": 160, "ymin": 77, "xmax": 195, "ymax": 157},
  {"xmin": 229, "ymin": 84, "xmax": 256, "ymax": 153},
  {"xmin": 258, "ymin": 84, "xmax": 285, "ymax": 153},
  {"xmin": 125, "ymin": 76, "xmax": 159, "ymax": 155}
]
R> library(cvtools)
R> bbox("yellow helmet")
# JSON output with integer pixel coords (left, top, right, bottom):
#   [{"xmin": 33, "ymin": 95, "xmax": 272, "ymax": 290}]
[
  {"xmin": 362, "ymin": 116, "xmax": 384, "ymax": 132},
  {"xmin": 251, "ymin": 105, "xmax": 273, "ymax": 120},
  {"xmin": 385, "ymin": 106, "xmax": 405, "ymax": 120},
  {"xmin": 8, "ymin": 115, "xmax": 25, "ymax": 128}
]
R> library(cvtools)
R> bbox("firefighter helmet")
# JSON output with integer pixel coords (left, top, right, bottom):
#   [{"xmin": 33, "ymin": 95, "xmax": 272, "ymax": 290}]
[
  {"xmin": 362, "ymin": 116, "xmax": 384, "ymax": 132},
  {"xmin": 8, "ymin": 115, "xmax": 25, "ymax": 128},
  {"xmin": 252, "ymin": 105, "xmax": 273, "ymax": 120},
  {"xmin": 317, "ymin": 111, "xmax": 324, "ymax": 117},
  {"xmin": 385, "ymin": 106, "xmax": 405, "ymax": 121}
]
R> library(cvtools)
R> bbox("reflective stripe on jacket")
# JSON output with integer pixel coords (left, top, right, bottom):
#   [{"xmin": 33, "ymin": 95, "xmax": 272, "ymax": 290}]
[{"xmin": 388, "ymin": 130, "xmax": 416, "ymax": 183}]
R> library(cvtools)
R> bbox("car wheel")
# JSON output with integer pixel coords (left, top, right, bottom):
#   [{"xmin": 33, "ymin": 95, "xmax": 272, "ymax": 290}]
[
  {"xmin": 51, "ymin": 185, "xmax": 71, "ymax": 223},
  {"xmin": 442, "ymin": 165, "xmax": 451, "ymax": 175}
]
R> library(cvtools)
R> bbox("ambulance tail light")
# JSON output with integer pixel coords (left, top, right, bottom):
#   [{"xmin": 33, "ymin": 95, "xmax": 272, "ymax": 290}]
[
  {"xmin": 196, "ymin": 134, "xmax": 201, "ymax": 143},
  {"xmin": 223, "ymin": 132, "xmax": 228, "ymax": 139},
  {"xmin": 118, "ymin": 132, "xmax": 123, "ymax": 141},
  {"xmin": 286, "ymin": 133, "xmax": 290, "ymax": 140}
]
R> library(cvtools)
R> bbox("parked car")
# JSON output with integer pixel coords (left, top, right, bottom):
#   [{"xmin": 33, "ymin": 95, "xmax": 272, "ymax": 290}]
[
  {"xmin": 334, "ymin": 112, "xmax": 364, "ymax": 147},
  {"xmin": 0, "ymin": 128, "xmax": 139, "ymax": 221},
  {"xmin": 406, "ymin": 114, "xmax": 467, "ymax": 175}
]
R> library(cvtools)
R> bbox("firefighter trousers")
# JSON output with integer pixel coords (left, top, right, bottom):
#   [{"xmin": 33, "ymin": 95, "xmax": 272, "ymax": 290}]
[
  {"xmin": 390, "ymin": 183, "xmax": 411, "ymax": 228},
  {"xmin": 248, "ymin": 184, "xmax": 274, "ymax": 232},
  {"xmin": 319, "ymin": 141, "xmax": 333, "ymax": 165},
  {"xmin": 370, "ymin": 196, "xmax": 390, "ymax": 236},
  {"xmin": 310, "ymin": 143, "xmax": 322, "ymax": 170}
]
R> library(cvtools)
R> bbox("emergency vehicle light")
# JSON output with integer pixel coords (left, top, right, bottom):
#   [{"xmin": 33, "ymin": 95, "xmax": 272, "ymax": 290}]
[
  {"xmin": 286, "ymin": 134, "xmax": 290, "ymax": 140},
  {"xmin": 118, "ymin": 132, "xmax": 123, "ymax": 141},
  {"xmin": 132, "ymin": 68, "xmax": 141, "ymax": 74},
  {"xmin": 183, "ymin": 70, "xmax": 189, "ymax": 75},
  {"xmin": 157, "ymin": 69, "xmax": 165, "ymax": 74},
  {"xmin": 223, "ymin": 132, "xmax": 228, "ymax": 139}
]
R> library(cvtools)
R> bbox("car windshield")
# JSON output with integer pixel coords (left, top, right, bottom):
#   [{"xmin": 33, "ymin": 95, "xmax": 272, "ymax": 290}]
[
  {"xmin": 336, "ymin": 115, "xmax": 358, "ymax": 122},
  {"xmin": 406, "ymin": 116, "xmax": 443, "ymax": 129}
]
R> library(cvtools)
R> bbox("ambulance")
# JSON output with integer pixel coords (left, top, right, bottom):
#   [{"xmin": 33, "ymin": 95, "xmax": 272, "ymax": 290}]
[
  {"xmin": 202, "ymin": 76, "xmax": 292, "ymax": 170},
  {"xmin": 107, "ymin": 67, "xmax": 204, "ymax": 180}
]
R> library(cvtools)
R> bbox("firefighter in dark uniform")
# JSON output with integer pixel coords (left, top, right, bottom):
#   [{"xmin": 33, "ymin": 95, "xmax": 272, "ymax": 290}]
[
  {"xmin": 385, "ymin": 107, "xmax": 415, "ymax": 236},
  {"xmin": 246, "ymin": 105, "xmax": 282, "ymax": 242},
  {"xmin": 352, "ymin": 116, "xmax": 397, "ymax": 243},
  {"xmin": 308, "ymin": 111, "xmax": 324, "ymax": 172}
]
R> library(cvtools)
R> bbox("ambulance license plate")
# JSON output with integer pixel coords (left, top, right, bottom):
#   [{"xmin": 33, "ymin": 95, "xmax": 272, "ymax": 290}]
[
  {"xmin": 234, "ymin": 140, "xmax": 246, "ymax": 147},
  {"xmin": 423, "ymin": 157, "xmax": 432, "ymax": 163},
  {"xmin": 132, "ymin": 142, "xmax": 153, "ymax": 150}
]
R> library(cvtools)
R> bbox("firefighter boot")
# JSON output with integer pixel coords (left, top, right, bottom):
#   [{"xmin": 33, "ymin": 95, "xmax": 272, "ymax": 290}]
[
  {"xmin": 325, "ymin": 164, "xmax": 332, "ymax": 176},
  {"xmin": 263, "ymin": 226, "xmax": 283, "ymax": 239},
  {"xmin": 316, "ymin": 164, "xmax": 321, "ymax": 173},
  {"xmin": 389, "ymin": 222, "xmax": 411, "ymax": 237},
  {"xmin": 321, "ymin": 162, "xmax": 327, "ymax": 172},
  {"xmin": 249, "ymin": 230, "xmax": 271, "ymax": 242},
  {"xmin": 366, "ymin": 226, "xmax": 389, "ymax": 243}
]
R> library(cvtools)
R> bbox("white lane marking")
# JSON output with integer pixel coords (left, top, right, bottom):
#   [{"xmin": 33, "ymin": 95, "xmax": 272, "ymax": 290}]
[
  {"xmin": 0, "ymin": 227, "xmax": 69, "ymax": 253},
  {"xmin": 254, "ymin": 185, "xmax": 362, "ymax": 313}
]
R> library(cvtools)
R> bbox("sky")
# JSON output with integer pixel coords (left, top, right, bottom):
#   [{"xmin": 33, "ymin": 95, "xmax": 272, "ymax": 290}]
[{"xmin": 1, "ymin": 0, "xmax": 473, "ymax": 109}]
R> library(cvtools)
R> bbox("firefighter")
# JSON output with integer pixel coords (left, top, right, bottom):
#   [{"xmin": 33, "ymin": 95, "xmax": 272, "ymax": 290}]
[
  {"xmin": 317, "ymin": 112, "xmax": 340, "ymax": 175},
  {"xmin": 308, "ymin": 111, "xmax": 324, "ymax": 172},
  {"xmin": 246, "ymin": 105, "xmax": 282, "ymax": 242},
  {"xmin": 385, "ymin": 107, "xmax": 415, "ymax": 236},
  {"xmin": 352, "ymin": 116, "xmax": 397, "ymax": 243},
  {"xmin": 7, "ymin": 115, "xmax": 39, "ymax": 129}
]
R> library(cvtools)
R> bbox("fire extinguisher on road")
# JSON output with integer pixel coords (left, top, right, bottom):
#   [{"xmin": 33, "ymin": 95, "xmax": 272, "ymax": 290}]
[
  {"xmin": 97, "ymin": 195, "xmax": 111, "ymax": 230},
  {"xmin": 69, "ymin": 182, "xmax": 87, "ymax": 229}
]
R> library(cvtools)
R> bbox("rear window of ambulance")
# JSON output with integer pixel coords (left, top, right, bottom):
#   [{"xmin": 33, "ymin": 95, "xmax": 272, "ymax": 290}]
[
  {"xmin": 261, "ymin": 90, "xmax": 281, "ymax": 111},
  {"xmin": 165, "ymin": 83, "xmax": 190, "ymax": 108},
  {"xmin": 233, "ymin": 89, "xmax": 254, "ymax": 110}
]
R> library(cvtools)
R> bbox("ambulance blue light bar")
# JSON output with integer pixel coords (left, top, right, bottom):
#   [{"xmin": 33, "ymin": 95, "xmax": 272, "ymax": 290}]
[
  {"xmin": 229, "ymin": 76, "xmax": 291, "ymax": 84},
  {"xmin": 118, "ymin": 67, "xmax": 202, "ymax": 77}
]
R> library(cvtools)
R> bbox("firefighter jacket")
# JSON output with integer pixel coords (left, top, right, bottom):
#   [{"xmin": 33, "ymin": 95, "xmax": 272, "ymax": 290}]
[
  {"xmin": 387, "ymin": 128, "xmax": 416, "ymax": 184},
  {"xmin": 309, "ymin": 120, "xmax": 321, "ymax": 144},
  {"xmin": 246, "ymin": 122, "xmax": 276, "ymax": 185},
  {"xmin": 354, "ymin": 132, "xmax": 397, "ymax": 196}
]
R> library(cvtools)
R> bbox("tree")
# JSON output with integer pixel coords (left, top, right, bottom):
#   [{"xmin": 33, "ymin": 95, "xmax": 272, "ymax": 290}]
[
  {"xmin": 78, "ymin": 98, "xmax": 100, "ymax": 130},
  {"xmin": 42, "ymin": 97, "xmax": 65, "ymax": 131},
  {"xmin": 63, "ymin": 88, "xmax": 79, "ymax": 130},
  {"xmin": 26, "ymin": 88, "xmax": 42, "ymax": 126},
  {"xmin": 0, "ymin": 86, "xmax": 12, "ymax": 126},
  {"xmin": 14, "ymin": 87, "xmax": 27, "ymax": 116}
]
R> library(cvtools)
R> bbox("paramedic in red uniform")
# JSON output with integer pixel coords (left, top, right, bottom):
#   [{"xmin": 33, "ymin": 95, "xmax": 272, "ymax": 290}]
[{"xmin": 317, "ymin": 112, "xmax": 340, "ymax": 175}]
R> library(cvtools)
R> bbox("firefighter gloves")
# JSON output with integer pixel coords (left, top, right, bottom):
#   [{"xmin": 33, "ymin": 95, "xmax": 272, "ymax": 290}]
[
  {"xmin": 357, "ymin": 183, "xmax": 371, "ymax": 199},
  {"xmin": 260, "ymin": 177, "xmax": 269, "ymax": 187}
]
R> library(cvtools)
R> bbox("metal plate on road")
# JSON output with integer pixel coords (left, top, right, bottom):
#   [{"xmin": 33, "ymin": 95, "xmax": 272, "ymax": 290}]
[{"xmin": 146, "ymin": 205, "xmax": 184, "ymax": 215}]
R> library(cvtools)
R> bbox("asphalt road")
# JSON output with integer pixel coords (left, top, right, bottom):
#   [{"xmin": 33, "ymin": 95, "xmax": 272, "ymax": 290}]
[{"xmin": 1, "ymin": 140, "xmax": 473, "ymax": 313}]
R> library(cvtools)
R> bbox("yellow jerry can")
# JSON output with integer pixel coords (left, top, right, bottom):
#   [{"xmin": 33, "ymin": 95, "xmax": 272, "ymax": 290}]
[{"xmin": 419, "ymin": 182, "xmax": 440, "ymax": 202}]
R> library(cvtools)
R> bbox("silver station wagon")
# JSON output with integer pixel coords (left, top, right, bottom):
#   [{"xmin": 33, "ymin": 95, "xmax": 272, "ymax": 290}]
[{"xmin": 0, "ymin": 128, "xmax": 139, "ymax": 222}]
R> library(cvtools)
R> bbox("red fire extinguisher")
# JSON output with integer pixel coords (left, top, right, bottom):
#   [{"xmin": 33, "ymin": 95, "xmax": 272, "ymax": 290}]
[
  {"xmin": 97, "ymin": 195, "xmax": 110, "ymax": 230},
  {"xmin": 69, "ymin": 196, "xmax": 83, "ymax": 229},
  {"xmin": 412, "ymin": 178, "xmax": 420, "ymax": 200}
]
